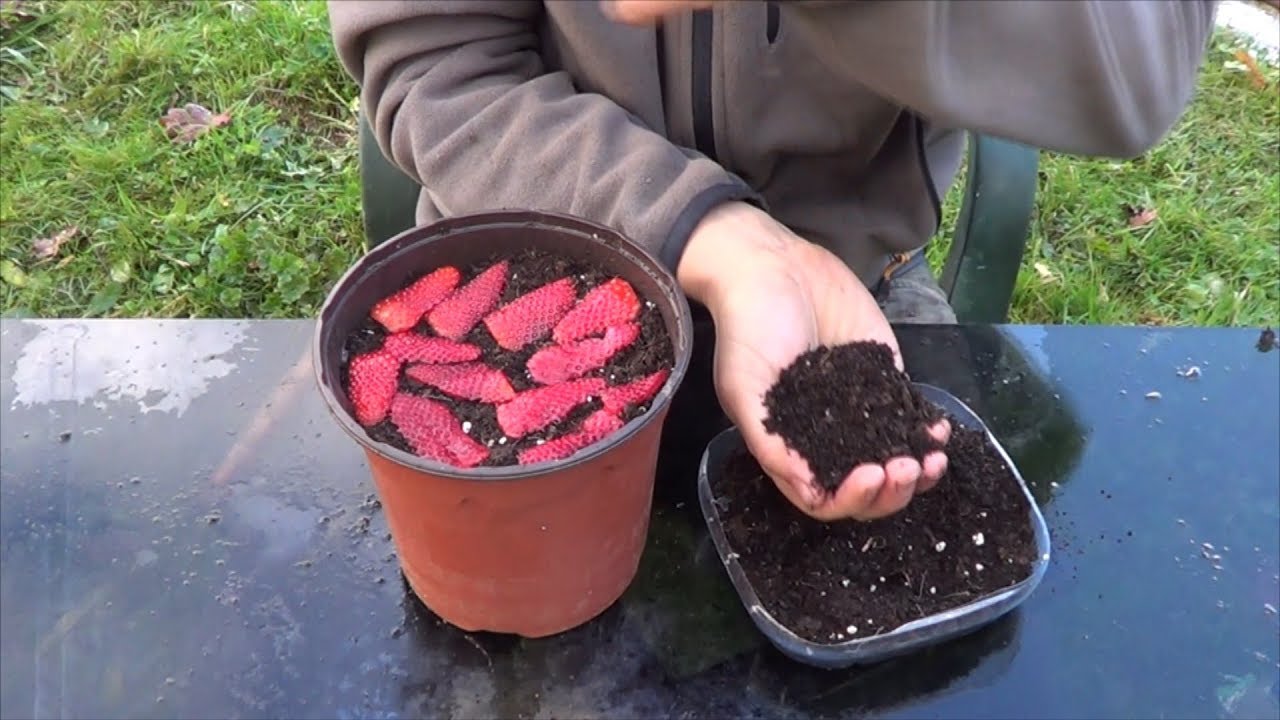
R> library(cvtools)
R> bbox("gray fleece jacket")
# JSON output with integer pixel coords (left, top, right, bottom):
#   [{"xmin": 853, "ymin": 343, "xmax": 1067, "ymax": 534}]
[{"xmin": 328, "ymin": 0, "xmax": 1216, "ymax": 287}]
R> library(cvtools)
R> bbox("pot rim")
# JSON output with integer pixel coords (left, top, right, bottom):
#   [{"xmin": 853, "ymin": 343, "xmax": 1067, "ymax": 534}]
[{"xmin": 311, "ymin": 209, "xmax": 694, "ymax": 482}]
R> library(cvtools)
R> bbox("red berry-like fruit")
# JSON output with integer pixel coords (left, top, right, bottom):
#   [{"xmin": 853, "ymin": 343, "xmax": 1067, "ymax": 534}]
[
  {"xmin": 553, "ymin": 277, "xmax": 642, "ymax": 344},
  {"xmin": 383, "ymin": 333, "xmax": 481, "ymax": 364},
  {"xmin": 483, "ymin": 277, "xmax": 576, "ymax": 351},
  {"xmin": 526, "ymin": 322, "xmax": 640, "ymax": 385},
  {"xmin": 389, "ymin": 393, "xmax": 488, "ymax": 468},
  {"xmin": 347, "ymin": 349, "xmax": 401, "ymax": 426},
  {"xmin": 428, "ymin": 261, "xmax": 509, "ymax": 340},
  {"xmin": 405, "ymin": 362, "xmax": 516, "ymax": 403},
  {"xmin": 600, "ymin": 368, "xmax": 670, "ymax": 415},
  {"xmin": 495, "ymin": 377, "xmax": 606, "ymax": 438},
  {"xmin": 370, "ymin": 266, "xmax": 461, "ymax": 333},
  {"xmin": 517, "ymin": 409, "xmax": 624, "ymax": 465}
]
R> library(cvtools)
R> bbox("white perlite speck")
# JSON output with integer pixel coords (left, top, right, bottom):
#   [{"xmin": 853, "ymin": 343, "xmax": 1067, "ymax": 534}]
[
  {"xmin": 975, "ymin": 563, "xmax": 985, "ymax": 571},
  {"xmin": 846, "ymin": 625, "xmax": 858, "ymax": 634},
  {"xmin": 498, "ymin": 436, "xmax": 507, "ymax": 445},
  {"xmin": 930, "ymin": 586, "xmax": 937, "ymax": 595},
  {"xmin": 841, "ymin": 578, "xmax": 850, "ymax": 587},
  {"xmin": 972, "ymin": 532, "xmax": 985, "ymax": 546},
  {"xmin": 461, "ymin": 421, "xmax": 472, "ymax": 433},
  {"xmin": 935, "ymin": 541, "xmax": 946, "ymax": 552}
]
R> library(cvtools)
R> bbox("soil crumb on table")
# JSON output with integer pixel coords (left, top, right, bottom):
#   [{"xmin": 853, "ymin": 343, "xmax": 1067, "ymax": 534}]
[
  {"xmin": 763, "ymin": 342, "xmax": 944, "ymax": 491},
  {"xmin": 1258, "ymin": 327, "xmax": 1276, "ymax": 353},
  {"xmin": 710, "ymin": 424, "xmax": 1038, "ymax": 643}
]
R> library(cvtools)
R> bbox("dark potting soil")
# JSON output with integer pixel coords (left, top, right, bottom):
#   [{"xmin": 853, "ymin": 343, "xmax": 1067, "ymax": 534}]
[
  {"xmin": 710, "ymin": 425, "xmax": 1039, "ymax": 644},
  {"xmin": 763, "ymin": 342, "xmax": 945, "ymax": 492},
  {"xmin": 341, "ymin": 248, "xmax": 674, "ymax": 467}
]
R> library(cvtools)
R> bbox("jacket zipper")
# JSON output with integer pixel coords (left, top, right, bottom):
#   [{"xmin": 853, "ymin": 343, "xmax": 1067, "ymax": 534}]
[{"xmin": 691, "ymin": 9, "xmax": 717, "ymax": 160}]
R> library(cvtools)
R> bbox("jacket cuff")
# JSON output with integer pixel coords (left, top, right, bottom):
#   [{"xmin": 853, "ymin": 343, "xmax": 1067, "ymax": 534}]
[{"xmin": 658, "ymin": 180, "xmax": 767, "ymax": 271}]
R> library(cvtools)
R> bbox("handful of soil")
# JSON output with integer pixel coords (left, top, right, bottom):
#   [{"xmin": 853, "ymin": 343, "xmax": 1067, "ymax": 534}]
[{"xmin": 762, "ymin": 341, "xmax": 944, "ymax": 491}]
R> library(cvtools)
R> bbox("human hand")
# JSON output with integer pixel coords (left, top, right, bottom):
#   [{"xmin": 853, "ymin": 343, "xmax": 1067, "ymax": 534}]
[
  {"xmin": 678, "ymin": 202, "xmax": 950, "ymax": 521},
  {"xmin": 601, "ymin": 0, "xmax": 716, "ymax": 25}
]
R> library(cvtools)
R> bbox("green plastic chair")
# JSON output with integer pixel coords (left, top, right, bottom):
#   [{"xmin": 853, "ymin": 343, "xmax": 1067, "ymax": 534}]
[{"xmin": 358, "ymin": 117, "xmax": 1037, "ymax": 323}]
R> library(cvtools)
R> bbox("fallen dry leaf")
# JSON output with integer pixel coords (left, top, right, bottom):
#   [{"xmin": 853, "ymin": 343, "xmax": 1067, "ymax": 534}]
[
  {"xmin": 1127, "ymin": 206, "xmax": 1158, "ymax": 229},
  {"xmin": 1032, "ymin": 261, "xmax": 1057, "ymax": 284},
  {"xmin": 160, "ymin": 103, "xmax": 231, "ymax": 144},
  {"xmin": 31, "ymin": 226, "xmax": 78, "ymax": 261},
  {"xmin": 1232, "ymin": 48, "xmax": 1269, "ymax": 90}
]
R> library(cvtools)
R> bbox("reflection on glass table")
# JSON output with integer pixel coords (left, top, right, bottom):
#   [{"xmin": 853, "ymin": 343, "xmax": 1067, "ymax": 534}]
[{"xmin": 1, "ymin": 319, "xmax": 1276, "ymax": 720}]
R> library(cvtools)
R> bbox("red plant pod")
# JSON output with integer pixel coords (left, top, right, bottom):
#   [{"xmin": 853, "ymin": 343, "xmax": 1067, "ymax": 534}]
[
  {"xmin": 371, "ymin": 266, "xmax": 461, "ymax": 333},
  {"xmin": 347, "ymin": 349, "xmax": 402, "ymax": 426},
  {"xmin": 428, "ymin": 261, "xmax": 509, "ymax": 340},
  {"xmin": 390, "ymin": 393, "xmax": 489, "ymax": 468},
  {"xmin": 552, "ymin": 278, "xmax": 641, "ymax": 344},
  {"xmin": 383, "ymin": 332, "xmax": 481, "ymax": 364},
  {"xmin": 526, "ymin": 322, "xmax": 641, "ymax": 385},
  {"xmin": 600, "ymin": 368, "xmax": 671, "ymax": 415},
  {"xmin": 405, "ymin": 362, "xmax": 516, "ymax": 404},
  {"xmin": 483, "ymin": 277, "xmax": 577, "ymax": 351},
  {"xmin": 517, "ymin": 409, "xmax": 624, "ymax": 465},
  {"xmin": 496, "ymin": 377, "xmax": 606, "ymax": 439},
  {"xmin": 581, "ymin": 408, "xmax": 626, "ymax": 435}
]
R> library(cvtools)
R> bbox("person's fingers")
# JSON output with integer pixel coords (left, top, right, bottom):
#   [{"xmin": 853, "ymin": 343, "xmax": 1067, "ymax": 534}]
[
  {"xmin": 915, "ymin": 419, "xmax": 951, "ymax": 492},
  {"xmin": 765, "ymin": 464, "xmax": 822, "ymax": 518},
  {"xmin": 739, "ymin": 419, "xmax": 820, "ymax": 509},
  {"xmin": 917, "ymin": 451, "xmax": 948, "ymax": 492},
  {"xmin": 869, "ymin": 457, "xmax": 922, "ymax": 516},
  {"xmin": 807, "ymin": 463, "xmax": 888, "ymax": 522},
  {"xmin": 601, "ymin": 0, "xmax": 713, "ymax": 25},
  {"xmin": 928, "ymin": 418, "xmax": 951, "ymax": 444}
]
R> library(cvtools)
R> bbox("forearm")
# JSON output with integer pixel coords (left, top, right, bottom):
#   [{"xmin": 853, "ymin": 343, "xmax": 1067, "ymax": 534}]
[{"xmin": 328, "ymin": 0, "xmax": 759, "ymax": 269}]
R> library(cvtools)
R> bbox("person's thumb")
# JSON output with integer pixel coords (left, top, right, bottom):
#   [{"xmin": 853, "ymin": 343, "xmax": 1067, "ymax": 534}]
[{"xmin": 601, "ymin": 0, "xmax": 714, "ymax": 25}]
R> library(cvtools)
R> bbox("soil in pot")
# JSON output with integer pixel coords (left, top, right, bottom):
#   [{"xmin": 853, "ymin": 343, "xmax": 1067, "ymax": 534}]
[
  {"xmin": 339, "ymin": 248, "xmax": 675, "ymax": 468},
  {"xmin": 709, "ymin": 341, "xmax": 1038, "ymax": 644}
]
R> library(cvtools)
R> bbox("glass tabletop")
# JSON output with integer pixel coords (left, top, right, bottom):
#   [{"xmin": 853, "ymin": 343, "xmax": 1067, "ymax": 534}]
[{"xmin": 1, "ymin": 319, "xmax": 1276, "ymax": 720}]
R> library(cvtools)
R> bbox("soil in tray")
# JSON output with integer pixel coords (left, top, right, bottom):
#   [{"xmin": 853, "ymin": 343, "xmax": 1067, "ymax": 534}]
[
  {"xmin": 710, "ymin": 427, "xmax": 1038, "ymax": 644},
  {"xmin": 340, "ymin": 248, "xmax": 675, "ymax": 468},
  {"xmin": 712, "ymin": 340, "xmax": 1037, "ymax": 644}
]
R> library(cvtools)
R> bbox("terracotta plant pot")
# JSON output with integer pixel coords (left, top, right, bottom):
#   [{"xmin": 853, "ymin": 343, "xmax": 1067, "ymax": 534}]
[{"xmin": 312, "ymin": 211, "xmax": 694, "ymax": 637}]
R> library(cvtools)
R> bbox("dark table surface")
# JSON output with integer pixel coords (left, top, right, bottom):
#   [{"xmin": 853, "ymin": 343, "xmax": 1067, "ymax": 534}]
[{"xmin": 1, "ymin": 320, "xmax": 1277, "ymax": 720}]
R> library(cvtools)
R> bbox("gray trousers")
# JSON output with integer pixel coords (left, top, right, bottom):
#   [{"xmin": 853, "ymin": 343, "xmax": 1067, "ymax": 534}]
[{"xmin": 876, "ymin": 256, "xmax": 958, "ymax": 325}]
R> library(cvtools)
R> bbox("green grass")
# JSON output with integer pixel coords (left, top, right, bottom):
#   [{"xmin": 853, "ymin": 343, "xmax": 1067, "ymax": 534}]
[{"xmin": 1, "ymin": 0, "xmax": 1277, "ymax": 325}]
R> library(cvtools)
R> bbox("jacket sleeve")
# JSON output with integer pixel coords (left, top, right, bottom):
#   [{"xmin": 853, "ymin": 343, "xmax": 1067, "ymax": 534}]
[
  {"xmin": 783, "ymin": 0, "xmax": 1218, "ymax": 158},
  {"xmin": 327, "ymin": 0, "xmax": 759, "ymax": 270}
]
